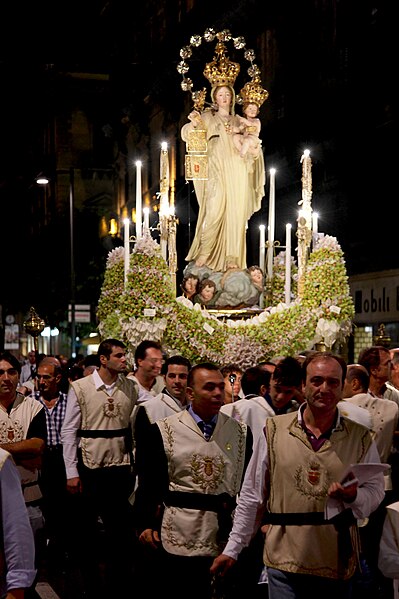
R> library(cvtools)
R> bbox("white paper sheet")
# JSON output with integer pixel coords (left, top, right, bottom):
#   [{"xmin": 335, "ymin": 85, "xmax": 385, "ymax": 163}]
[{"xmin": 324, "ymin": 462, "xmax": 389, "ymax": 520}]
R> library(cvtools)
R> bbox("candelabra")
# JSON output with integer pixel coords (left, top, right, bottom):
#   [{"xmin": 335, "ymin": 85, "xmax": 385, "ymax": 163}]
[
  {"xmin": 373, "ymin": 323, "xmax": 391, "ymax": 348},
  {"xmin": 265, "ymin": 240, "xmax": 281, "ymax": 305},
  {"xmin": 296, "ymin": 214, "xmax": 312, "ymax": 299},
  {"xmin": 159, "ymin": 213, "xmax": 169, "ymax": 261},
  {"xmin": 23, "ymin": 307, "xmax": 45, "ymax": 352},
  {"xmin": 167, "ymin": 214, "xmax": 178, "ymax": 295},
  {"xmin": 296, "ymin": 150, "xmax": 313, "ymax": 299}
]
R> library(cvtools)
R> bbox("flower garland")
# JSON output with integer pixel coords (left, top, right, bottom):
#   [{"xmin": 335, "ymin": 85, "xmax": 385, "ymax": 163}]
[{"xmin": 96, "ymin": 235, "xmax": 354, "ymax": 369}]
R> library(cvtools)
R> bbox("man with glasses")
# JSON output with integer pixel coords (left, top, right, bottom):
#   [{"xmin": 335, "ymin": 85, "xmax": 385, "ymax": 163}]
[
  {"xmin": 34, "ymin": 356, "xmax": 69, "ymax": 571},
  {"xmin": 127, "ymin": 339, "xmax": 165, "ymax": 402},
  {"xmin": 358, "ymin": 345, "xmax": 399, "ymax": 407},
  {"xmin": 61, "ymin": 338, "xmax": 139, "ymax": 598}
]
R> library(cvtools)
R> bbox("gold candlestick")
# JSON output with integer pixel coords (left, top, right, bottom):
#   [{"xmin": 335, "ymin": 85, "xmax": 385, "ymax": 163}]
[
  {"xmin": 168, "ymin": 214, "xmax": 178, "ymax": 295},
  {"xmin": 23, "ymin": 307, "xmax": 45, "ymax": 352}
]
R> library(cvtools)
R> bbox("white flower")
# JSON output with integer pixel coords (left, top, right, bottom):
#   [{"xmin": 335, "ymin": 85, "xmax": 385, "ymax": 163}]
[
  {"xmin": 106, "ymin": 246, "xmax": 124, "ymax": 267},
  {"xmin": 176, "ymin": 296, "xmax": 194, "ymax": 309},
  {"xmin": 133, "ymin": 230, "xmax": 162, "ymax": 258},
  {"xmin": 315, "ymin": 317, "xmax": 341, "ymax": 347}
]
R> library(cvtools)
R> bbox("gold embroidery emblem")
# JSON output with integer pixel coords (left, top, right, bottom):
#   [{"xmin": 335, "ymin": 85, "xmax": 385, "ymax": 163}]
[
  {"xmin": 0, "ymin": 421, "xmax": 23, "ymax": 444},
  {"xmin": 307, "ymin": 461, "xmax": 321, "ymax": 486},
  {"xmin": 294, "ymin": 460, "xmax": 329, "ymax": 499},
  {"xmin": 103, "ymin": 398, "xmax": 121, "ymax": 418},
  {"xmin": 204, "ymin": 458, "xmax": 214, "ymax": 476},
  {"xmin": 190, "ymin": 454, "xmax": 225, "ymax": 491}
]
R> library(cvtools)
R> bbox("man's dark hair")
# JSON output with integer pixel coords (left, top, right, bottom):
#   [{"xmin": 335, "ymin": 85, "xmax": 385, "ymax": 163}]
[
  {"xmin": 241, "ymin": 366, "xmax": 270, "ymax": 396},
  {"xmin": 161, "ymin": 355, "xmax": 191, "ymax": 375},
  {"xmin": 220, "ymin": 364, "xmax": 243, "ymax": 378},
  {"xmin": 0, "ymin": 351, "xmax": 21, "ymax": 374},
  {"xmin": 187, "ymin": 362, "xmax": 220, "ymax": 388},
  {"xmin": 258, "ymin": 360, "xmax": 278, "ymax": 369},
  {"xmin": 346, "ymin": 364, "xmax": 369, "ymax": 392},
  {"xmin": 97, "ymin": 339, "xmax": 126, "ymax": 360},
  {"xmin": 83, "ymin": 354, "xmax": 101, "ymax": 368},
  {"xmin": 358, "ymin": 346, "xmax": 390, "ymax": 374},
  {"xmin": 134, "ymin": 340, "xmax": 162, "ymax": 364},
  {"xmin": 272, "ymin": 357, "xmax": 302, "ymax": 387},
  {"xmin": 302, "ymin": 351, "xmax": 347, "ymax": 385}
]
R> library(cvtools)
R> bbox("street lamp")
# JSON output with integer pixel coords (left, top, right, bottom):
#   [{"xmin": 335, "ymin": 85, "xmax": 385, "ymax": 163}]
[
  {"xmin": 37, "ymin": 168, "xmax": 76, "ymax": 357},
  {"xmin": 69, "ymin": 167, "xmax": 76, "ymax": 358}
]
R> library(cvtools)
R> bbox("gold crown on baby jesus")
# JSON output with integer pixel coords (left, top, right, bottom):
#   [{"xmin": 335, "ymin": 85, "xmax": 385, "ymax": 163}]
[
  {"xmin": 238, "ymin": 75, "xmax": 269, "ymax": 108},
  {"xmin": 203, "ymin": 41, "xmax": 240, "ymax": 88}
]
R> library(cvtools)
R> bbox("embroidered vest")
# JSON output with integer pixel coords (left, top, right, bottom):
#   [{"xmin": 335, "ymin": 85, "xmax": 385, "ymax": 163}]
[
  {"xmin": 264, "ymin": 412, "xmax": 373, "ymax": 580},
  {"xmin": 72, "ymin": 374, "xmax": 138, "ymax": 469},
  {"xmin": 0, "ymin": 448, "xmax": 10, "ymax": 588},
  {"xmin": 0, "ymin": 395, "xmax": 43, "ymax": 503},
  {"xmin": 157, "ymin": 410, "xmax": 247, "ymax": 557}
]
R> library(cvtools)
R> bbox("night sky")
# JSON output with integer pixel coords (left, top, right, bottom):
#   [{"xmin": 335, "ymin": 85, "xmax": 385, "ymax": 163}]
[{"xmin": 0, "ymin": 1, "xmax": 397, "ymax": 317}]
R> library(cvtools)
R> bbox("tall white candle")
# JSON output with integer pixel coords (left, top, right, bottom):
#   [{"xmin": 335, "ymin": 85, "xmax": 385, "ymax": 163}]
[
  {"xmin": 259, "ymin": 224, "xmax": 265, "ymax": 272},
  {"xmin": 143, "ymin": 207, "xmax": 150, "ymax": 231},
  {"xmin": 135, "ymin": 160, "xmax": 142, "ymax": 239},
  {"xmin": 267, "ymin": 168, "xmax": 276, "ymax": 280},
  {"xmin": 124, "ymin": 218, "xmax": 130, "ymax": 287},
  {"xmin": 285, "ymin": 223, "xmax": 292, "ymax": 305},
  {"xmin": 159, "ymin": 142, "xmax": 170, "ymax": 215},
  {"xmin": 159, "ymin": 142, "xmax": 170, "ymax": 260}
]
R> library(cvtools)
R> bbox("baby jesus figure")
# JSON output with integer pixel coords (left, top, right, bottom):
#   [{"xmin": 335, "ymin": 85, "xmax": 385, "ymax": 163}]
[{"xmin": 232, "ymin": 102, "xmax": 262, "ymax": 158}]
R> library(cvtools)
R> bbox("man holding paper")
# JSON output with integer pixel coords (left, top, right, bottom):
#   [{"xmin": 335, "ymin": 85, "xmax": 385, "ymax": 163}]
[{"xmin": 211, "ymin": 351, "xmax": 385, "ymax": 599}]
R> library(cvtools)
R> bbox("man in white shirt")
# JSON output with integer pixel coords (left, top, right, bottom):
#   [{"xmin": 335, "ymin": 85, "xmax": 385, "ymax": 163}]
[
  {"xmin": 0, "ymin": 447, "xmax": 36, "ymax": 599},
  {"xmin": 133, "ymin": 354, "xmax": 191, "ymax": 452},
  {"xmin": 127, "ymin": 340, "xmax": 165, "ymax": 402},
  {"xmin": 61, "ymin": 338, "xmax": 138, "ymax": 598},
  {"xmin": 378, "ymin": 501, "xmax": 399, "ymax": 599},
  {"xmin": 19, "ymin": 350, "xmax": 37, "ymax": 386},
  {"xmin": 211, "ymin": 352, "xmax": 385, "ymax": 599}
]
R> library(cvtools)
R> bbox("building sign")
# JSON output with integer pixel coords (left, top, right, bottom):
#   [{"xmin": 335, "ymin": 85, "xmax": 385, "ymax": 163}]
[
  {"xmin": 349, "ymin": 269, "xmax": 399, "ymax": 324},
  {"xmin": 68, "ymin": 304, "xmax": 91, "ymax": 323},
  {"xmin": 4, "ymin": 324, "xmax": 19, "ymax": 349}
]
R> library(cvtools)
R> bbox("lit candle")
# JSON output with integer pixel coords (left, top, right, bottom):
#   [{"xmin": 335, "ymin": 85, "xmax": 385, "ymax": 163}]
[
  {"xmin": 312, "ymin": 211, "xmax": 318, "ymax": 248},
  {"xmin": 159, "ymin": 142, "xmax": 170, "ymax": 215},
  {"xmin": 285, "ymin": 223, "xmax": 292, "ymax": 305},
  {"xmin": 259, "ymin": 224, "xmax": 265, "ymax": 272},
  {"xmin": 267, "ymin": 168, "xmax": 276, "ymax": 280},
  {"xmin": 124, "ymin": 218, "xmax": 130, "ymax": 287},
  {"xmin": 135, "ymin": 160, "xmax": 142, "ymax": 240},
  {"xmin": 143, "ymin": 207, "xmax": 150, "ymax": 231}
]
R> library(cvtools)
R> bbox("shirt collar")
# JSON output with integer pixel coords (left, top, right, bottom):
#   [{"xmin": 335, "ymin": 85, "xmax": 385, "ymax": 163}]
[
  {"xmin": 93, "ymin": 368, "xmax": 117, "ymax": 391},
  {"xmin": 187, "ymin": 404, "xmax": 217, "ymax": 426},
  {"xmin": 162, "ymin": 387, "xmax": 184, "ymax": 409},
  {"xmin": 298, "ymin": 402, "xmax": 341, "ymax": 431}
]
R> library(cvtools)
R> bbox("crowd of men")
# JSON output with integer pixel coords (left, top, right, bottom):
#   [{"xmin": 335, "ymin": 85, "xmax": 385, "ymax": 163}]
[{"xmin": 1, "ymin": 341, "xmax": 399, "ymax": 599}]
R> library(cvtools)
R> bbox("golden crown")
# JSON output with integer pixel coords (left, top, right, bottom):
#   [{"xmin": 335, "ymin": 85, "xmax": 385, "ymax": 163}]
[
  {"xmin": 238, "ymin": 75, "xmax": 269, "ymax": 108},
  {"xmin": 203, "ymin": 41, "xmax": 240, "ymax": 88}
]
